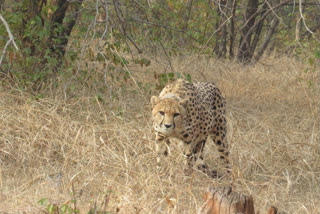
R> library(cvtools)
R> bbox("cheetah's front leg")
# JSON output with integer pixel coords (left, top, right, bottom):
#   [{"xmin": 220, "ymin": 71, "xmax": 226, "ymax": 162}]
[{"xmin": 155, "ymin": 133, "xmax": 170, "ymax": 170}]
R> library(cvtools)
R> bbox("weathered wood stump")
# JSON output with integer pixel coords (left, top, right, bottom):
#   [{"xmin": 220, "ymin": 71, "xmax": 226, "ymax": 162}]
[
  {"xmin": 267, "ymin": 206, "xmax": 278, "ymax": 214},
  {"xmin": 198, "ymin": 186, "xmax": 285, "ymax": 214},
  {"xmin": 198, "ymin": 186, "xmax": 255, "ymax": 214}
]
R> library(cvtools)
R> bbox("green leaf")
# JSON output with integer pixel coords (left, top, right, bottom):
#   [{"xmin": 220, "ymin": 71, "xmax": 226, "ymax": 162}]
[
  {"xmin": 60, "ymin": 204, "xmax": 74, "ymax": 214},
  {"xmin": 38, "ymin": 198, "xmax": 48, "ymax": 206},
  {"xmin": 120, "ymin": 57, "xmax": 129, "ymax": 66},
  {"xmin": 141, "ymin": 58, "xmax": 151, "ymax": 66},
  {"xmin": 168, "ymin": 72, "xmax": 174, "ymax": 80},
  {"xmin": 60, "ymin": 204, "xmax": 69, "ymax": 213},
  {"xmin": 184, "ymin": 73, "xmax": 192, "ymax": 82},
  {"xmin": 47, "ymin": 204, "xmax": 56, "ymax": 214},
  {"xmin": 97, "ymin": 53, "xmax": 105, "ymax": 62},
  {"xmin": 159, "ymin": 73, "xmax": 168, "ymax": 87}
]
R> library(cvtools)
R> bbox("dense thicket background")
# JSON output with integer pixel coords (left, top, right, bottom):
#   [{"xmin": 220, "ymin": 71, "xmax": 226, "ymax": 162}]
[
  {"xmin": 0, "ymin": 0, "xmax": 319, "ymax": 88},
  {"xmin": 0, "ymin": 0, "xmax": 319, "ymax": 213}
]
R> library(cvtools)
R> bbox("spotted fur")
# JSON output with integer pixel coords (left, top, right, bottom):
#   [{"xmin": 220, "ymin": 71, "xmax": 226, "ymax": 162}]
[{"xmin": 151, "ymin": 79, "xmax": 229, "ymax": 177}]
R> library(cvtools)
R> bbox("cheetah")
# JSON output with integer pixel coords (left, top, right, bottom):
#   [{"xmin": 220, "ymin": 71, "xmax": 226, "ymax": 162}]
[{"xmin": 151, "ymin": 79, "xmax": 229, "ymax": 177}]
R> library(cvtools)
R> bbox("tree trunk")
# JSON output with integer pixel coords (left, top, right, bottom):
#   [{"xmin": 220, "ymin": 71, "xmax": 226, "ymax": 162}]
[
  {"xmin": 254, "ymin": 16, "xmax": 279, "ymax": 62},
  {"xmin": 19, "ymin": 0, "xmax": 83, "ymax": 71},
  {"xmin": 48, "ymin": 0, "xmax": 84, "ymax": 63},
  {"xmin": 228, "ymin": 0, "xmax": 237, "ymax": 59},
  {"xmin": 237, "ymin": 0, "xmax": 259, "ymax": 63},
  {"xmin": 250, "ymin": 16, "xmax": 265, "ymax": 57},
  {"xmin": 21, "ymin": 0, "xmax": 43, "ymax": 57},
  {"xmin": 214, "ymin": 0, "xmax": 228, "ymax": 58},
  {"xmin": 253, "ymin": 0, "xmax": 280, "ymax": 62}
]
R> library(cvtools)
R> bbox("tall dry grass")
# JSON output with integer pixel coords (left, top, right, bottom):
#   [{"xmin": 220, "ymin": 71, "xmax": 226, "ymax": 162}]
[{"xmin": 0, "ymin": 56, "xmax": 319, "ymax": 213}]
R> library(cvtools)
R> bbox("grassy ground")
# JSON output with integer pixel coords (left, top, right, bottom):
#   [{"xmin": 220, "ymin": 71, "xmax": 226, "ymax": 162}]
[{"xmin": 0, "ymin": 56, "xmax": 319, "ymax": 213}]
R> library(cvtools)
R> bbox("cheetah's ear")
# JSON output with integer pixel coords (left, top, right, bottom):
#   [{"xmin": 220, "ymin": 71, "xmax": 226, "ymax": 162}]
[
  {"xmin": 179, "ymin": 99, "xmax": 188, "ymax": 109},
  {"xmin": 151, "ymin": 96, "xmax": 160, "ymax": 108}
]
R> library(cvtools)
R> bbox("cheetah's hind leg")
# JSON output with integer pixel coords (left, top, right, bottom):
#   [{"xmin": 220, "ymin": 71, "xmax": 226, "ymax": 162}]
[{"xmin": 210, "ymin": 130, "xmax": 231, "ymax": 175}]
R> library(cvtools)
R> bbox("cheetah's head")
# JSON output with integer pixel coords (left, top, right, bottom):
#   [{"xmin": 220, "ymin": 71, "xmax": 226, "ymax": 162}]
[{"xmin": 151, "ymin": 96, "xmax": 187, "ymax": 136}]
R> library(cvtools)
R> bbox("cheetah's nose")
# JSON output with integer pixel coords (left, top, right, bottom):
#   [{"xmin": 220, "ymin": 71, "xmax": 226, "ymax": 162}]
[{"xmin": 164, "ymin": 124, "xmax": 172, "ymax": 128}]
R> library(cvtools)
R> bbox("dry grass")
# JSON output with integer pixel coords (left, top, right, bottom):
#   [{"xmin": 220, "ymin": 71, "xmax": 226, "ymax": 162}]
[{"xmin": 0, "ymin": 56, "xmax": 319, "ymax": 213}]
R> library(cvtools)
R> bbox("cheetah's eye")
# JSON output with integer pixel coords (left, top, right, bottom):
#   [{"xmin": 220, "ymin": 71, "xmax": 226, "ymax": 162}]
[
  {"xmin": 173, "ymin": 113, "xmax": 180, "ymax": 117},
  {"xmin": 159, "ymin": 111, "xmax": 165, "ymax": 116}
]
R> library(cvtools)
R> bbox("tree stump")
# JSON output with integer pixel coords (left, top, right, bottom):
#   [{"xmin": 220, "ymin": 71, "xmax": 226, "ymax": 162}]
[
  {"xmin": 267, "ymin": 206, "xmax": 278, "ymax": 214},
  {"xmin": 198, "ymin": 186, "xmax": 255, "ymax": 214}
]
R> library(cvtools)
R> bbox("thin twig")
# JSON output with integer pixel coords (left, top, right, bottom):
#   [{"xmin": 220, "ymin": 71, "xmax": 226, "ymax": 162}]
[
  {"xmin": 238, "ymin": 0, "xmax": 293, "ymax": 33},
  {"xmin": 183, "ymin": 17, "xmax": 230, "ymax": 69},
  {"xmin": 113, "ymin": 0, "xmax": 143, "ymax": 53},
  {"xmin": 237, "ymin": 0, "xmax": 294, "ymax": 59},
  {"xmin": 72, "ymin": 182, "xmax": 77, "ymax": 214},
  {"xmin": 76, "ymin": 0, "xmax": 99, "ymax": 74},
  {"xmin": 159, "ymin": 40, "xmax": 174, "ymax": 72},
  {"xmin": 113, "ymin": 48, "xmax": 148, "ymax": 103},
  {"xmin": 126, "ymin": 17, "xmax": 200, "ymax": 43}
]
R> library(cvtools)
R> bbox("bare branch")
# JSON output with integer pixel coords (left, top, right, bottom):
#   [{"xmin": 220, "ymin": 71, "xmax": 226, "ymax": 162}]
[
  {"xmin": 264, "ymin": 0, "xmax": 281, "ymax": 20},
  {"xmin": 237, "ymin": 0, "xmax": 294, "ymax": 63},
  {"xmin": 0, "ymin": 13, "xmax": 19, "ymax": 66},
  {"xmin": 238, "ymin": 0, "xmax": 293, "ymax": 33},
  {"xmin": 126, "ymin": 17, "xmax": 200, "ymax": 43},
  {"xmin": 297, "ymin": 0, "xmax": 319, "ymax": 42},
  {"xmin": 113, "ymin": 0, "xmax": 143, "ymax": 53},
  {"xmin": 159, "ymin": 40, "xmax": 174, "ymax": 72}
]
